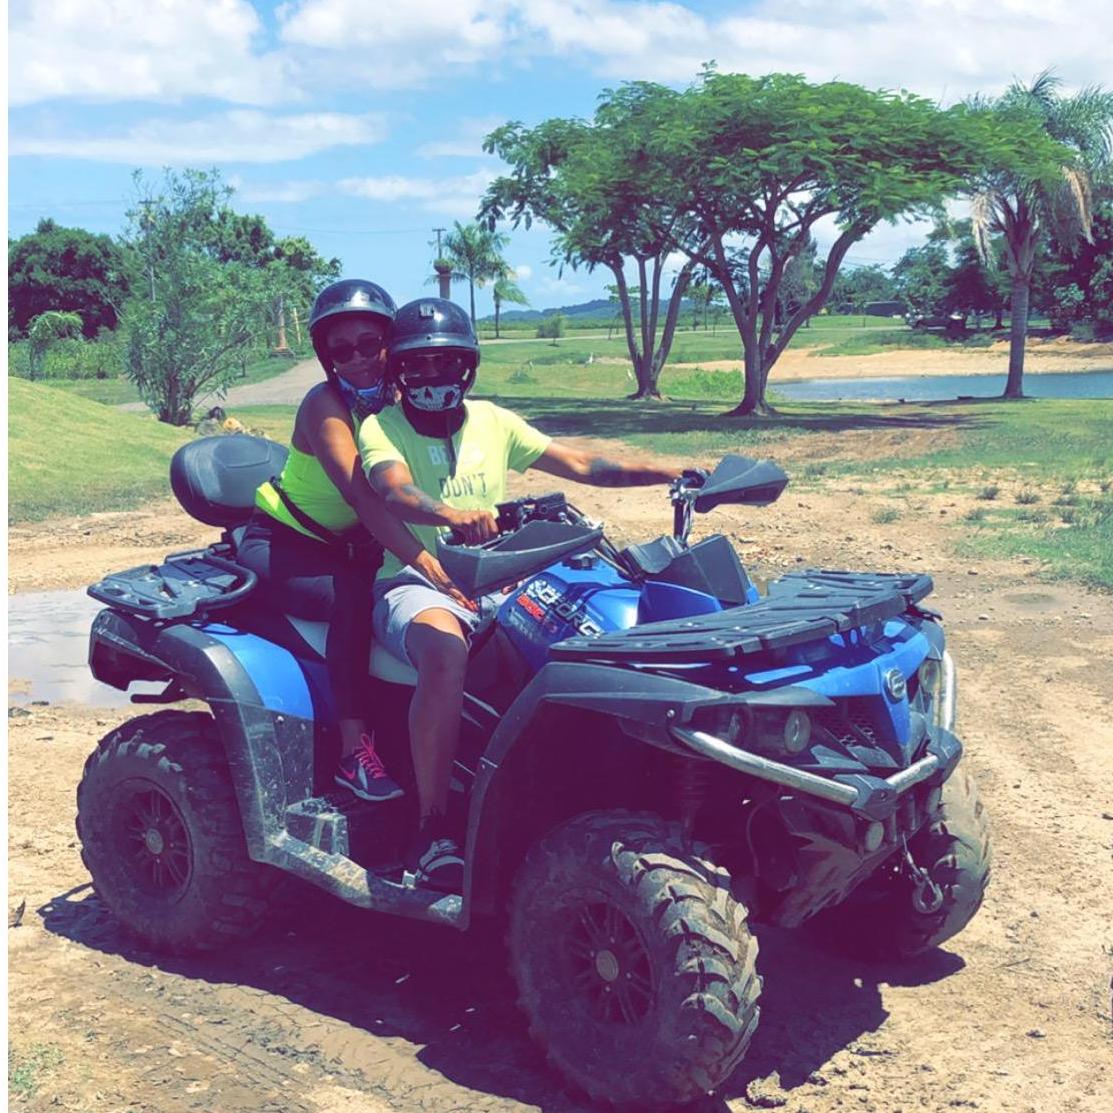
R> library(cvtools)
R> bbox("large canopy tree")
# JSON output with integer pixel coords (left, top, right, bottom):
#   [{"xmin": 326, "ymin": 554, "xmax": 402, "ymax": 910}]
[
  {"xmin": 8, "ymin": 218, "xmax": 129, "ymax": 337},
  {"xmin": 968, "ymin": 71, "xmax": 1113, "ymax": 397},
  {"xmin": 659, "ymin": 70, "xmax": 1057, "ymax": 414},
  {"xmin": 483, "ymin": 84, "xmax": 701, "ymax": 400}
]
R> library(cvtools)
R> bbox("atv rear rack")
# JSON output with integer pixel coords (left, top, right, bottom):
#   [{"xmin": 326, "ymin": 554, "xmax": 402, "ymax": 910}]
[{"xmin": 549, "ymin": 569, "xmax": 933, "ymax": 664}]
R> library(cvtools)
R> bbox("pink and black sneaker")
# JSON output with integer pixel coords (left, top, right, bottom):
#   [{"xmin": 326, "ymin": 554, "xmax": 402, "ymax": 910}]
[{"xmin": 334, "ymin": 735, "xmax": 404, "ymax": 802}]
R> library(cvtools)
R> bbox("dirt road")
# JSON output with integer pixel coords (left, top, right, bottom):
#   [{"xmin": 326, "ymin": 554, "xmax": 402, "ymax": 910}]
[{"xmin": 8, "ymin": 452, "xmax": 1113, "ymax": 1112}]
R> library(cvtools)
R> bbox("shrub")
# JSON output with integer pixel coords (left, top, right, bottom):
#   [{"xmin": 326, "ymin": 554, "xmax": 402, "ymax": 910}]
[
  {"xmin": 536, "ymin": 313, "xmax": 565, "ymax": 341},
  {"xmin": 1015, "ymin": 487, "xmax": 1040, "ymax": 505},
  {"xmin": 963, "ymin": 507, "xmax": 987, "ymax": 523},
  {"xmin": 871, "ymin": 507, "xmax": 901, "ymax": 524},
  {"xmin": 976, "ymin": 484, "xmax": 1000, "ymax": 500}
]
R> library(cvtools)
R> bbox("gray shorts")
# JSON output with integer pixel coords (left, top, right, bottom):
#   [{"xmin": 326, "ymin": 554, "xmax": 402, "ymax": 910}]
[{"xmin": 371, "ymin": 570, "xmax": 493, "ymax": 667}]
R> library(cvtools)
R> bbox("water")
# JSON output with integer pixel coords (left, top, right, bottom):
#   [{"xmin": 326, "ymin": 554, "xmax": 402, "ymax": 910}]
[
  {"xmin": 7, "ymin": 589, "xmax": 163, "ymax": 708},
  {"xmin": 775, "ymin": 370, "xmax": 1113, "ymax": 403}
]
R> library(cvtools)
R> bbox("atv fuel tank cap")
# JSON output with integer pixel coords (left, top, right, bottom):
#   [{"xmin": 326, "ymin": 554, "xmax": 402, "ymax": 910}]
[{"xmin": 566, "ymin": 554, "xmax": 596, "ymax": 570}]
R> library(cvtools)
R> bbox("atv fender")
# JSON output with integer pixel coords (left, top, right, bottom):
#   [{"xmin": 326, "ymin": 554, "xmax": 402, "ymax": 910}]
[
  {"xmin": 89, "ymin": 608, "xmax": 315, "ymax": 859},
  {"xmin": 463, "ymin": 661, "xmax": 728, "ymax": 921}
]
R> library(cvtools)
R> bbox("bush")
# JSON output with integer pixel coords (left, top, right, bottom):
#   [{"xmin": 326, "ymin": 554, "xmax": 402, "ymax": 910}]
[
  {"xmin": 872, "ymin": 507, "xmax": 902, "ymax": 524},
  {"xmin": 977, "ymin": 484, "xmax": 1000, "ymax": 500},
  {"xmin": 8, "ymin": 331, "xmax": 125, "ymax": 381},
  {"xmin": 1015, "ymin": 487, "xmax": 1040, "ymax": 505},
  {"xmin": 536, "ymin": 313, "xmax": 566, "ymax": 341}
]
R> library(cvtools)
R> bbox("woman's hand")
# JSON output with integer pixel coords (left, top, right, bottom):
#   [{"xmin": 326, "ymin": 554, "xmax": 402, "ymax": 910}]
[{"xmin": 411, "ymin": 550, "xmax": 478, "ymax": 613}]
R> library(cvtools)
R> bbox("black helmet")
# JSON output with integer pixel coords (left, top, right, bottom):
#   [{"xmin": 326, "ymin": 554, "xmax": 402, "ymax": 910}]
[
  {"xmin": 388, "ymin": 298, "xmax": 479, "ymax": 414},
  {"xmin": 309, "ymin": 279, "xmax": 396, "ymax": 368},
  {"xmin": 308, "ymin": 279, "xmax": 396, "ymax": 418}
]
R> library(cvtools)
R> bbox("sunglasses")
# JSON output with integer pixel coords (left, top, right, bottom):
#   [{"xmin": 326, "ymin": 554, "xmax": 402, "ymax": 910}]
[
  {"xmin": 396, "ymin": 351, "xmax": 474, "ymax": 376},
  {"xmin": 329, "ymin": 337, "xmax": 385, "ymax": 363}
]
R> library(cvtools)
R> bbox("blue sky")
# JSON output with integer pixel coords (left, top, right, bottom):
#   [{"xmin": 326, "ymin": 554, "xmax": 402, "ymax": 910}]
[{"xmin": 8, "ymin": 1, "xmax": 1112, "ymax": 317}]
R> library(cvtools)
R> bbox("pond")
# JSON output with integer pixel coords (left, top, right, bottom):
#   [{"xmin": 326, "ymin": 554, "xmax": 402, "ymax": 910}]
[
  {"xmin": 7, "ymin": 589, "xmax": 163, "ymax": 708},
  {"xmin": 774, "ymin": 370, "xmax": 1113, "ymax": 403}
]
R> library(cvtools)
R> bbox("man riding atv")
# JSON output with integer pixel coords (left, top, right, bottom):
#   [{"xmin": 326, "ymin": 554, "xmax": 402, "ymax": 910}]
[{"xmin": 359, "ymin": 297, "xmax": 677, "ymax": 890}]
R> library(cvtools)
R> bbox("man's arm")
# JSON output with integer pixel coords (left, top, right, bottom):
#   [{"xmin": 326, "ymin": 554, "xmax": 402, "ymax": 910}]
[
  {"xmin": 367, "ymin": 460, "xmax": 498, "ymax": 544},
  {"xmin": 529, "ymin": 441, "xmax": 677, "ymax": 487}
]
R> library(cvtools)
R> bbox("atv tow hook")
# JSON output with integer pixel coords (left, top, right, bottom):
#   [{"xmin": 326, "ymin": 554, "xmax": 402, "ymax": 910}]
[{"xmin": 900, "ymin": 835, "xmax": 944, "ymax": 915}]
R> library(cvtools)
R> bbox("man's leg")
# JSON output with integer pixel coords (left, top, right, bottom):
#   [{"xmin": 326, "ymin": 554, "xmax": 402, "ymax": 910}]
[{"xmin": 404, "ymin": 608, "xmax": 469, "ymax": 818}]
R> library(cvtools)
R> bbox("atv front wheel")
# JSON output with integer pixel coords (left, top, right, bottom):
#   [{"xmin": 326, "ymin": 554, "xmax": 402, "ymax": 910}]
[
  {"xmin": 76, "ymin": 710, "xmax": 282, "ymax": 952},
  {"xmin": 818, "ymin": 764, "xmax": 992, "ymax": 958},
  {"xmin": 508, "ymin": 811, "xmax": 760, "ymax": 1108}
]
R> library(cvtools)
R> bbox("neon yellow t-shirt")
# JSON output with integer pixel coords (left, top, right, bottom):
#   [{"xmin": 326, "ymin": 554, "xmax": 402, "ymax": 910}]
[{"xmin": 358, "ymin": 401, "xmax": 551, "ymax": 579}]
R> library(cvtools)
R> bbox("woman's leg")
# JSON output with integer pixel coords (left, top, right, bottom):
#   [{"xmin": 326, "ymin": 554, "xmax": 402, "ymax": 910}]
[{"xmin": 239, "ymin": 518, "xmax": 375, "ymax": 760}]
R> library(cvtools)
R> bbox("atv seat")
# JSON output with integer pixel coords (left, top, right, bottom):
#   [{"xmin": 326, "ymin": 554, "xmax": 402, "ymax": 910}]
[{"xmin": 171, "ymin": 435, "xmax": 289, "ymax": 529}]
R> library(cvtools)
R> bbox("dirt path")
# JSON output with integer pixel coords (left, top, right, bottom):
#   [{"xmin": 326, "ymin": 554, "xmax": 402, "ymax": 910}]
[{"xmin": 8, "ymin": 459, "xmax": 1113, "ymax": 1112}]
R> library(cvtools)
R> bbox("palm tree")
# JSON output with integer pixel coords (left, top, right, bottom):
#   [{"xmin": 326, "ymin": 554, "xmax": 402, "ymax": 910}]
[
  {"xmin": 969, "ymin": 71, "xmax": 1113, "ymax": 397},
  {"xmin": 492, "ymin": 273, "xmax": 529, "ymax": 338},
  {"xmin": 442, "ymin": 221, "xmax": 510, "ymax": 328}
]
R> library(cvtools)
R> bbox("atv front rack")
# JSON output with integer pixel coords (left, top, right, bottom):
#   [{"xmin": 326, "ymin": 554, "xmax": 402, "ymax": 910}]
[
  {"xmin": 88, "ymin": 547, "xmax": 257, "ymax": 620},
  {"xmin": 550, "ymin": 569, "xmax": 933, "ymax": 664}
]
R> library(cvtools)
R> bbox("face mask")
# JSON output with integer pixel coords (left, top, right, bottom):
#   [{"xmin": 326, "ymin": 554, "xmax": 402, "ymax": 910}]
[
  {"xmin": 335, "ymin": 374, "xmax": 389, "ymax": 419},
  {"xmin": 401, "ymin": 379, "xmax": 465, "ymax": 412}
]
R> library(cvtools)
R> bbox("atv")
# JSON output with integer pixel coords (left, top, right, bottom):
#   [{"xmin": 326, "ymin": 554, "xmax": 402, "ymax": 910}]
[{"xmin": 78, "ymin": 435, "xmax": 991, "ymax": 1108}]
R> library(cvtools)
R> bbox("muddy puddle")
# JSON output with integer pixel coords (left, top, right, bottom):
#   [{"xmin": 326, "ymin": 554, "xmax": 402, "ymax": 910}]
[{"xmin": 7, "ymin": 588, "xmax": 162, "ymax": 708}]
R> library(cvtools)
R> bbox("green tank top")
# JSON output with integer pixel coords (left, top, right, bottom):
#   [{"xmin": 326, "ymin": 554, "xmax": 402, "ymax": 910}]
[{"xmin": 255, "ymin": 440, "xmax": 359, "ymax": 542}]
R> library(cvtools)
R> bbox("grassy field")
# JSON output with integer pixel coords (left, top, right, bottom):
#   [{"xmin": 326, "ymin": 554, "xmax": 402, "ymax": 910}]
[
  {"xmin": 9, "ymin": 374, "xmax": 1111, "ymax": 589},
  {"xmin": 8, "ymin": 378, "xmax": 193, "ymax": 522}
]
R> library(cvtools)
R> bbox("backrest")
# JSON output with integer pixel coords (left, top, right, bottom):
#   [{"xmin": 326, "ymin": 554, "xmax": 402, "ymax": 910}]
[{"xmin": 170, "ymin": 435, "xmax": 289, "ymax": 528}]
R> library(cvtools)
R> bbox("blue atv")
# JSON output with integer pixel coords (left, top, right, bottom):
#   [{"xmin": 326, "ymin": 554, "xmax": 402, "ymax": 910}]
[{"xmin": 78, "ymin": 436, "xmax": 991, "ymax": 1108}]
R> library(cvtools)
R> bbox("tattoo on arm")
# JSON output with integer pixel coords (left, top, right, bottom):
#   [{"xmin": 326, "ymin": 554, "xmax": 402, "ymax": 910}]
[
  {"xmin": 587, "ymin": 457, "xmax": 656, "ymax": 487},
  {"xmin": 399, "ymin": 483, "xmax": 447, "ymax": 516}
]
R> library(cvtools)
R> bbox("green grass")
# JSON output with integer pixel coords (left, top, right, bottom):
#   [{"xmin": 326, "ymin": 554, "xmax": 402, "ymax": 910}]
[
  {"xmin": 811, "ymin": 328, "xmax": 996, "ymax": 357},
  {"xmin": 8, "ymin": 1043, "xmax": 64, "ymax": 1100},
  {"xmin": 13, "ymin": 348, "xmax": 309, "ymax": 408},
  {"xmin": 8, "ymin": 379, "xmax": 193, "ymax": 522}
]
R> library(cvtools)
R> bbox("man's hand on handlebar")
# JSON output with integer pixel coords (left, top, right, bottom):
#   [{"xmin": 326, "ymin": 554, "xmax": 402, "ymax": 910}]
[{"xmin": 445, "ymin": 507, "xmax": 499, "ymax": 545}]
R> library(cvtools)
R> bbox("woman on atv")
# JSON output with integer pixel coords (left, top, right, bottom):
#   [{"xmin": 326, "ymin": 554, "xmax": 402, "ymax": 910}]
[{"xmin": 239, "ymin": 279, "xmax": 470, "ymax": 805}]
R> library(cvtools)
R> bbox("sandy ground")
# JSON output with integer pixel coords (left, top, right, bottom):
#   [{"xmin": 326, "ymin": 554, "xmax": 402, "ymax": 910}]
[
  {"xmin": 7, "ymin": 442, "xmax": 1113, "ymax": 1112},
  {"xmin": 671, "ymin": 337, "xmax": 1113, "ymax": 380}
]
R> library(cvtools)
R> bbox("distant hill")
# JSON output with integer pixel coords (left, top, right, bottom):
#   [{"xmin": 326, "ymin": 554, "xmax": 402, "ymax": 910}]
[{"xmin": 480, "ymin": 297, "xmax": 691, "ymax": 324}]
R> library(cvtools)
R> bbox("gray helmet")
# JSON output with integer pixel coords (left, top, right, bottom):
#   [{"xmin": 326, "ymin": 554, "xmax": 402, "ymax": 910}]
[{"xmin": 388, "ymin": 298, "xmax": 479, "ymax": 413}]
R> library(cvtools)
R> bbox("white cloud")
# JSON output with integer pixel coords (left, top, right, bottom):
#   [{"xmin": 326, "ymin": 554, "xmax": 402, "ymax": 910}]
[
  {"xmin": 9, "ymin": 0, "xmax": 291, "ymax": 106},
  {"xmin": 338, "ymin": 169, "xmax": 496, "ymax": 216},
  {"xmin": 513, "ymin": 264, "xmax": 533, "ymax": 280},
  {"xmin": 416, "ymin": 117, "xmax": 506, "ymax": 159},
  {"xmin": 9, "ymin": 110, "xmax": 388, "ymax": 165}
]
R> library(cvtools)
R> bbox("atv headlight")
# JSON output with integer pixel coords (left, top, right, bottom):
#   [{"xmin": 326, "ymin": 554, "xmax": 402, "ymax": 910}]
[
  {"xmin": 918, "ymin": 657, "xmax": 942, "ymax": 702},
  {"xmin": 750, "ymin": 708, "xmax": 812, "ymax": 754}
]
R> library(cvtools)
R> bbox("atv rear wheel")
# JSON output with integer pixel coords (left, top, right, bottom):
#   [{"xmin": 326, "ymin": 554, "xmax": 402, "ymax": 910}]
[
  {"xmin": 76, "ymin": 710, "xmax": 282, "ymax": 953},
  {"xmin": 818, "ymin": 765, "xmax": 992, "ymax": 958},
  {"xmin": 508, "ymin": 810, "xmax": 761, "ymax": 1108}
]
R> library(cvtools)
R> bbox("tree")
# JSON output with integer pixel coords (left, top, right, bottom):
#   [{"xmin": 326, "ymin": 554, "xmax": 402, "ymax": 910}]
[
  {"xmin": 492, "ymin": 273, "xmax": 529, "ymax": 338},
  {"xmin": 483, "ymin": 85, "xmax": 699, "ymax": 400},
  {"xmin": 120, "ymin": 169, "xmax": 284, "ymax": 425},
  {"xmin": 8, "ymin": 218, "xmax": 129, "ymax": 337},
  {"xmin": 1045, "ymin": 193, "xmax": 1113, "ymax": 333},
  {"xmin": 660, "ymin": 70, "xmax": 1035, "ymax": 414},
  {"xmin": 26, "ymin": 311, "xmax": 83, "ymax": 379},
  {"xmin": 968, "ymin": 71, "xmax": 1113, "ymax": 396},
  {"xmin": 830, "ymin": 264, "xmax": 897, "ymax": 314},
  {"xmin": 892, "ymin": 242, "xmax": 953, "ymax": 320},
  {"xmin": 442, "ymin": 221, "xmax": 510, "ymax": 327}
]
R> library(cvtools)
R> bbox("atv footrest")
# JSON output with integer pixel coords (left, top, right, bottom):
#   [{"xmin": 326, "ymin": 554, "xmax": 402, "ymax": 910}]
[{"xmin": 87, "ymin": 547, "xmax": 257, "ymax": 620}]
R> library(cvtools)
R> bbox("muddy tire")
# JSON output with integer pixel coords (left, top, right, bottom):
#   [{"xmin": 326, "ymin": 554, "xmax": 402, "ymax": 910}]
[
  {"xmin": 76, "ymin": 710, "xmax": 281, "ymax": 953},
  {"xmin": 508, "ymin": 810, "xmax": 761, "ymax": 1108},
  {"xmin": 819, "ymin": 765, "xmax": 992, "ymax": 958}
]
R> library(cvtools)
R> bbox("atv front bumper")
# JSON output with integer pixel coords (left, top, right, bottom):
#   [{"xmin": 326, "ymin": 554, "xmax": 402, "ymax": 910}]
[{"xmin": 671, "ymin": 723, "xmax": 963, "ymax": 823}]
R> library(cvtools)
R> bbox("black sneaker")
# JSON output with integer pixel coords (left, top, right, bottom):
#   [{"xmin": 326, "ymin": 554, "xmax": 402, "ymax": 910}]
[
  {"xmin": 405, "ymin": 815, "xmax": 464, "ymax": 893},
  {"xmin": 334, "ymin": 735, "xmax": 404, "ymax": 802}
]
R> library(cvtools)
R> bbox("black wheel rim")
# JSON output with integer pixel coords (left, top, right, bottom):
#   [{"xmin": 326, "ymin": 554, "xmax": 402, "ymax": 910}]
[
  {"xmin": 562, "ymin": 901, "xmax": 654, "ymax": 1025},
  {"xmin": 113, "ymin": 784, "xmax": 192, "ymax": 899}
]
